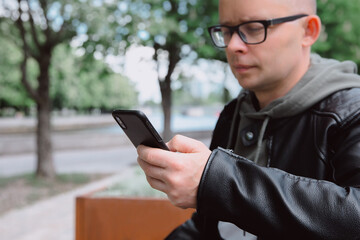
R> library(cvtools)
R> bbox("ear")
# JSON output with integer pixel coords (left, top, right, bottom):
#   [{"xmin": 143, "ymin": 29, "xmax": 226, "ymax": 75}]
[{"xmin": 302, "ymin": 15, "xmax": 321, "ymax": 47}]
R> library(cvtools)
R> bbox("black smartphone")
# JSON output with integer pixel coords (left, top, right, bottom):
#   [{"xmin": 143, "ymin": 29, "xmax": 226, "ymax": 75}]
[{"xmin": 112, "ymin": 110, "xmax": 169, "ymax": 151}]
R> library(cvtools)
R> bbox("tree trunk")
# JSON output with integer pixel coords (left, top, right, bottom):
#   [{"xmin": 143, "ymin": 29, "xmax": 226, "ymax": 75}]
[
  {"xmin": 160, "ymin": 78, "xmax": 172, "ymax": 142},
  {"xmin": 159, "ymin": 44, "xmax": 180, "ymax": 142},
  {"xmin": 35, "ymin": 52, "xmax": 56, "ymax": 178},
  {"xmin": 36, "ymin": 98, "xmax": 55, "ymax": 178}
]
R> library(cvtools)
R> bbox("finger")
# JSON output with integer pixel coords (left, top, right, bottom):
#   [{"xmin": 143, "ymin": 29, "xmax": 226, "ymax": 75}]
[
  {"xmin": 167, "ymin": 135, "xmax": 207, "ymax": 153},
  {"xmin": 137, "ymin": 145, "xmax": 168, "ymax": 168},
  {"xmin": 137, "ymin": 157, "xmax": 166, "ymax": 180},
  {"xmin": 145, "ymin": 175, "xmax": 167, "ymax": 193}
]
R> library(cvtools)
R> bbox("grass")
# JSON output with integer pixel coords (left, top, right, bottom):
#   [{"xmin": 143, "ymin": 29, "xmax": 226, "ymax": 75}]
[
  {"xmin": 0, "ymin": 172, "xmax": 109, "ymax": 216},
  {"xmin": 0, "ymin": 173, "xmax": 97, "ymax": 188},
  {"xmin": 0, "ymin": 175, "xmax": 18, "ymax": 187}
]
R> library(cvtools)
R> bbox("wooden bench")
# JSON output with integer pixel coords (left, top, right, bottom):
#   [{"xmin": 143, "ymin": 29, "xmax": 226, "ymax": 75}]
[{"xmin": 76, "ymin": 196, "xmax": 195, "ymax": 240}]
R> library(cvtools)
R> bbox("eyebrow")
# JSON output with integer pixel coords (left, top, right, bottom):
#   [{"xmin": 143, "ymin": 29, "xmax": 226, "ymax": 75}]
[{"xmin": 220, "ymin": 15, "xmax": 270, "ymax": 25}]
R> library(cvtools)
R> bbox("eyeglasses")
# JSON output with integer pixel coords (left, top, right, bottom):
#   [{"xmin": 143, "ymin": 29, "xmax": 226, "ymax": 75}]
[{"xmin": 208, "ymin": 14, "xmax": 308, "ymax": 48}]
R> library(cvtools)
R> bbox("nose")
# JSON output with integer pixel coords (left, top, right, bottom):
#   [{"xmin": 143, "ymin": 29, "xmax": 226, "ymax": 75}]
[{"xmin": 226, "ymin": 32, "xmax": 248, "ymax": 53}]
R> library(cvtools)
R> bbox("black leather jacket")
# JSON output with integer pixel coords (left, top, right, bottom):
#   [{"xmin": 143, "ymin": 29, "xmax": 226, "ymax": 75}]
[{"xmin": 167, "ymin": 88, "xmax": 360, "ymax": 240}]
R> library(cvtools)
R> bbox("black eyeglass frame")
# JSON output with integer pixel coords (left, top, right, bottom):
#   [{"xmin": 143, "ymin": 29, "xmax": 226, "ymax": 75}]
[{"xmin": 208, "ymin": 14, "xmax": 309, "ymax": 48}]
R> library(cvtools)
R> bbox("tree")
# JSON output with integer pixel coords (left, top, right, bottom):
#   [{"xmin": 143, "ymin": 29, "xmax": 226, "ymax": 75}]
[
  {"xmin": 50, "ymin": 44, "xmax": 138, "ymax": 112},
  {"xmin": 0, "ymin": 0, "xmax": 131, "ymax": 178}
]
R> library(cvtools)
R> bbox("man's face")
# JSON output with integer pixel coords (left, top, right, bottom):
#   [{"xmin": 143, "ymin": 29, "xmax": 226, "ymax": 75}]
[{"xmin": 220, "ymin": 0, "xmax": 308, "ymax": 97}]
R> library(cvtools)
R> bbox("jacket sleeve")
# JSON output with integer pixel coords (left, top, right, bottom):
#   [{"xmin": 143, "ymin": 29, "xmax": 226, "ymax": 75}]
[
  {"xmin": 165, "ymin": 212, "xmax": 201, "ymax": 239},
  {"xmin": 196, "ymin": 147, "xmax": 360, "ymax": 239}
]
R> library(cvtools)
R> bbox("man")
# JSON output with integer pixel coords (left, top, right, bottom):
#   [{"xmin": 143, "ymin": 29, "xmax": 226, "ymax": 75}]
[{"xmin": 137, "ymin": 0, "xmax": 360, "ymax": 238}]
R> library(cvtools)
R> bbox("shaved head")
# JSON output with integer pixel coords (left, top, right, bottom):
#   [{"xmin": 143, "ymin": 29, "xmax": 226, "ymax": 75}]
[
  {"xmin": 264, "ymin": 0, "xmax": 317, "ymax": 15},
  {"xmin": 290, "ymin": 0, "xmax": 317, "ymax": 14},
  {"xmin": 219, "ymin": 0, "xmax": 317, "ymax": 16},
  {"xmin": 310, "ymin": 0, "xmax": 317, "ymax": 14}
]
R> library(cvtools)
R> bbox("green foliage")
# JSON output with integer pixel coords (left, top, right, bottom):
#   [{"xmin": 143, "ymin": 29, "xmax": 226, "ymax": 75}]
[
  {"xmin": 0, "ymin": 37, "xmax": 34, "ymax": 112},
  {"xmin": 0, "ymin": 1, "xmax": 138, "ymax": 114},
  {"xmin": 117, "ymin": 0, "xmax": 226, "ymax": 61},
  {"xmin": 50, "ymin": 44, "xmax": 138, "ymax": 112},
  {"xmin": 0, "ymin": 0, "xmax": 124, "ymax": 57},
  {"xmin": 313, "ymin": 0, "xmax": 360, "ymax": 66},
  {"xmin": 0, "ymin": 39, "xmax": 138, "ymax": 114}
]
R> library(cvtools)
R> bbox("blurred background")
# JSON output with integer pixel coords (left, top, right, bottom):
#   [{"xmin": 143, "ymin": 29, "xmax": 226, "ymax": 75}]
[{"xmin": 0, "ymin": 0, "xmax": 360, "ymax": 239}]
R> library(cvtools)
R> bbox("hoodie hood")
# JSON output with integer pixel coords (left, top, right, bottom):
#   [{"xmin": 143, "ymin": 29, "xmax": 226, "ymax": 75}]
[
  {"xmin": 230, "ymin": 54, "xmax": 360, "ymax": 165},
  {"xmin": 241, "ymin": 53, "xmax": 360, "ymax": 120}
]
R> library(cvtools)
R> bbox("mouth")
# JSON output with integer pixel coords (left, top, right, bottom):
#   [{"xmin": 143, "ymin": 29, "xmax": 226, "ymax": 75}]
[{"xmin": 233, "ymin": 64, "xmax": 255, "ymax": 73}]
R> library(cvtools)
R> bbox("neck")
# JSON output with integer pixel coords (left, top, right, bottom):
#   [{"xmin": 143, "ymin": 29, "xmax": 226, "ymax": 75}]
[{"xmin": 256, "ymin": 54, "xmax": 311, "ymax": 109}]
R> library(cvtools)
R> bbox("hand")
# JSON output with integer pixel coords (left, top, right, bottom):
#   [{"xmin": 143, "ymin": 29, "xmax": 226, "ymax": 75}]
[{"xmin": 137, "ymin": 135, "xmax": 211, "ymax": 209}]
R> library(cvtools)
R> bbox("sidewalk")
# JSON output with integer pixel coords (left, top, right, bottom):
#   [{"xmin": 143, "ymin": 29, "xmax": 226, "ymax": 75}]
[{"xmin": 0, "ymin": 167, "xmax": 137, "ymax": 240}]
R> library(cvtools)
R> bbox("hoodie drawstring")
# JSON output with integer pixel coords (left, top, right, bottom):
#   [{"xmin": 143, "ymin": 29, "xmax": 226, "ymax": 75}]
[{"xmin": 254, "ymin": 116, "xmax": 270, "ymax": 165}]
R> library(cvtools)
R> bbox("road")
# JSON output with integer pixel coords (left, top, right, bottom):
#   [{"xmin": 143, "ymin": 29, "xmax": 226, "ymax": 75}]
[
  {"xmin": 0, "ymin": 129, "xmax": 211, "ymax": 177},
  {"xmin": 0, "ymin": 145, "xmax": 137, "ymax": 177},
  {"xmin": 0, "ymin": 123, "xmax": 138, "ymax": 177}
]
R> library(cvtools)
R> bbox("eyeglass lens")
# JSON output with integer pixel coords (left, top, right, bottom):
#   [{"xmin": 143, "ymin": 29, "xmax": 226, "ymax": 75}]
[{"xmin": 212, "ymin": 22, "xmax": 266, "ymax": 47}]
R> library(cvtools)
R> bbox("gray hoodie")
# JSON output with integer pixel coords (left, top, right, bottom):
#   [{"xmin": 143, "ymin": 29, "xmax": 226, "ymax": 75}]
[{"xmin": 231, "ymin": 53, "xmax": 360, "ymax": 166}]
